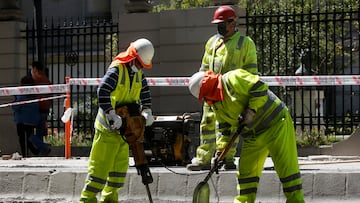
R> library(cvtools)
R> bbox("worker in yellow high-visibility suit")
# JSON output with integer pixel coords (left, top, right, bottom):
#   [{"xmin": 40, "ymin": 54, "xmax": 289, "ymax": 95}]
[
  {"xmin": 188, "ymin": 70, "xmax": 305, "ymax": 203},
  {"xmin": 187, "ymin": 5, "xmax": 258, "ymax": 171},
  {"xmin": 80, "ymin": 38, "xmax": 155, "ymax": 203}
]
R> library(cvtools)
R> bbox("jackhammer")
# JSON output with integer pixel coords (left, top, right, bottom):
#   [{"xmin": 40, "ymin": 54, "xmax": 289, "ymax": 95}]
[{"xmin": 116, "ymin": 103, "xmax": 153, "ymax": 203}]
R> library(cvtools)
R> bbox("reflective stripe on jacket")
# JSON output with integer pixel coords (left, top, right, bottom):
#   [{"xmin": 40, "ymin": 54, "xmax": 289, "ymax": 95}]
[
  {"xmin": 95, "ymin": 64, "xmax": 142, "ymax": 131},
  {"xmin": 214, "ymin": 69, "xmax": 285, "ymax": 136},
  {"xmin": 199, "ymin": 32, "xmax": 258, "ymax": 75}
]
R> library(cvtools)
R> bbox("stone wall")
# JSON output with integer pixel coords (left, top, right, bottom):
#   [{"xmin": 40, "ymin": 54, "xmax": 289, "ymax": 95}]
[{"xmin": 0, "ymin": 21, "xmax": 27, "ymax": 154}]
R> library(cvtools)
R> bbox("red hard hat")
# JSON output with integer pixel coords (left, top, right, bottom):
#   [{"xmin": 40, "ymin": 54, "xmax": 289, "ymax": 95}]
[{"xmin": 211, "ymin": 6, "xmax": 236, "ymax": 24}]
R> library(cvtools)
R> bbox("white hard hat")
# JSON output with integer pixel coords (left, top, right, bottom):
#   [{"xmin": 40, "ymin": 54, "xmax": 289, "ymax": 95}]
[
  {"xmin": 188, "ymin": 71, "xmax": 205, "ymax": 99},
  {"xmin": 133, "ymin": 38, "xmax": 154, "ymax": 68}
]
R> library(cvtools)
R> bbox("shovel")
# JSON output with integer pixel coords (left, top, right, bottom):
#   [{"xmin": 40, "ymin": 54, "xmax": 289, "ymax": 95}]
[{"xmin": 192, "ymin": 125, "xmax": 244, "ymax": 203}]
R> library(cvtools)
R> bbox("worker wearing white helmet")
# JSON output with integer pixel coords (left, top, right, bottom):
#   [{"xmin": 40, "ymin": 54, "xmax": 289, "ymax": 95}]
[
  {"xmin": 188, "ymin": 69, "xmax": 305, "ymax": 203},
  {"xmin": 187, "ymin": 5, "xmax": 259, "ymax": 171},
  {"xmin": 80, "ymin": 38, "xmax": 155, "ymax": 203}
]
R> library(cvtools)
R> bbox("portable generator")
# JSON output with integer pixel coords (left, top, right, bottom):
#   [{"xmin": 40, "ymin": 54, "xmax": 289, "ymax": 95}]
[{"xmin": 143, "ymin": 112, "xmax": 201, "ymax": 166}]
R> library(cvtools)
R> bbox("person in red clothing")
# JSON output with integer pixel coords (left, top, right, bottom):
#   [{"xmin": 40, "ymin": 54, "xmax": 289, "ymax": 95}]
[
  {"xmin": 12, "ymin": 75, "xmax": 41, "ymax": 157},
  {"xmin": 30, "ymin": 61, "xmax": 51, "ymax": 155}
]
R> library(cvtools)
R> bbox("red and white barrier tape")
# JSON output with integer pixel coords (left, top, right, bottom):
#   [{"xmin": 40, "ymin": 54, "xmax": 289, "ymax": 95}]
[
  {"xmin": 68, "ymin": 77, "xmax": 191, "ymax": 86},
  {"xmin": 1, "ymin": 75, "xmax": 359, "ymax": 97},
  {"xmin": 69, "ymin": 78, "xmax": 103, "ymax": 86},
  {"xmin": 69, "ymin": 75, "xmax": 360, "ymax": 87},
  {"xmin": 0, "ymin": 84, "xmax": 67, "ymax": 96},
  {"xmin": 0, "ymin": 95, "xmax": 67, "ymax": 108},
  {"xmin": 262, "ymin": 75, "xmax": 360, "ymax": 86}
]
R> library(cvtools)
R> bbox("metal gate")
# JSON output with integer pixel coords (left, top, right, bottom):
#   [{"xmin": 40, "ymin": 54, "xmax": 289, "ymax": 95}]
[
  {"xmin": 240, "ymin": 0, "xmax": 360, "ymax": 137},
  {"xmin": 26, "ymin": 18, "xmax": 118, "ymax": 144}
]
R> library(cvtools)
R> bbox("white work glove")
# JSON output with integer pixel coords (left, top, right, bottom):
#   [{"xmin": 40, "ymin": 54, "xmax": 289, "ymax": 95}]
[
  {"xmin": 141, "ymin": 108, "xmax": 154, "ymax": 126},
  {"xmin": 61, "ymin": 108, "xmax": 73, "ymax": 123},
  {"xmin": 241, "ymin": 108, "xmax": 256, "ymax": 124},
  {"xmin": 106, "ymin": 109, "xmax": 123, "ymax": 130}
]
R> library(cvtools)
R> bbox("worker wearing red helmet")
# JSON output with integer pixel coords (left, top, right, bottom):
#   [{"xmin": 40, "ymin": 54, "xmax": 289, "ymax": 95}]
[
  {"xmin": 187, "ymin": 5, "xmax": 259, "ymax": 171},
  {"xmin": 80, "ymin": 38, "xmax": 155, "ymax": 203}
]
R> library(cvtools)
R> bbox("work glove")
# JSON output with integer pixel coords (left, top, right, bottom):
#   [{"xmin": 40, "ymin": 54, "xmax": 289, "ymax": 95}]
[
  {"xmin": 141, "ymin": 108, "xmax": 154, "ymax": 126},
  {"xmin": 241, "ymin": 108, "xmax": 256, "ymax": 125},
  {"xmin": 61, "ymin": 108, "xmax": 73, "ymax": 123},
  {"xmin": 106, "ymin": 109, "xmax": 123, "ymax": 130},
  {"xmin": 136, "ymin": 164, "xmax": 153, "ymax": 185},
  {"xmin": 214, "ymin": 151, "xmax": 225, "ymax": 174}
]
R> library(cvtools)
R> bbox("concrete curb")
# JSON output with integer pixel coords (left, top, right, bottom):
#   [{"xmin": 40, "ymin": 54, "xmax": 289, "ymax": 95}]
[{"xmin": 0, "ymin": 157, "xmax": 360, "ymax": 202}]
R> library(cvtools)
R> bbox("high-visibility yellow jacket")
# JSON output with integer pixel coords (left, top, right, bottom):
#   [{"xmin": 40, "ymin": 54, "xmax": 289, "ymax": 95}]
[
  {"xmin": 95, "ymin": 65, "xmax": 142, "ymax": 132},
  {"xmin": 213, "ymin": 69, "xmax": 286, "ymax": 145},
  {"xmin": 199, "ymin": 32, "xmax": 258, "ymax": 75}
]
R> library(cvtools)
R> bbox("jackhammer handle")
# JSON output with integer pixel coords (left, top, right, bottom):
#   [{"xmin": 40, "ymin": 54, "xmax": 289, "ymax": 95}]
[
  {"xmin": 137, "ymin": 164, "xmax": 153, "ymax": 185},
  {"xmin": 145, "ymin": 184, "xmax": 153, "ymax": 203}
]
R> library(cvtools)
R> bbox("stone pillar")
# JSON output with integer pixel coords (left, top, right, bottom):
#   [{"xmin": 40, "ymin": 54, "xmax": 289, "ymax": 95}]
[
  {"xmin": 124, "ymin": 0, "xmax": 153, "ymax": 13},
  {"xmin": 0, "ymin": 0, "xmax": 22, "ymax": 21},
  {"xmin": 0, "ymin": 0, "xmax": 26, "ymax": 154}
]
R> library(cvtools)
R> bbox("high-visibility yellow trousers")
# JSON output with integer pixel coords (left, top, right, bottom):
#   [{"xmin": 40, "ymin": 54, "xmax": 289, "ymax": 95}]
[
  {"xmin": 80, "ymin": 130, "xmax": 129, "ymax": 203},
  {"xmin": 234, "ymin": 112, "xmax": 305, "ymax": 203},
  {"xmin": 196, "ymin": 104, "xmax": 238, "ymax": 164}
]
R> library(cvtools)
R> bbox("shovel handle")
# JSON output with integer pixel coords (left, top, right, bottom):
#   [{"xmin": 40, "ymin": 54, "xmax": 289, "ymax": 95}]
[
  {"xmin": 216, "ymin": 124, "xmax": 245, "ymax": 163},
  {"xmin": 203, "ymin": 124, "xmax": 245, "ymax": 182},
  {"xmin": 193, "ymin": 124, "xmax": 245, "ymax": 203}
]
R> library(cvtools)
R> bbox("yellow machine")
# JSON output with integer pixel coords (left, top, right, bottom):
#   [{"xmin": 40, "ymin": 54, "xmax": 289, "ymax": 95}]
[{"xmin": 143, "ymin": 113, "xmax": 200, "ymax": 166}]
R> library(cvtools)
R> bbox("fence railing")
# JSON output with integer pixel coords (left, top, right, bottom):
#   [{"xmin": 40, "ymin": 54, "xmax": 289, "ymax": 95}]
[
  {"xmin": 240, "ymin": 2, "xmax": 360, "ymax": 136},
  {"xmin": 26, "ymin": 18, "xmax": 118, "ymax": 139}
]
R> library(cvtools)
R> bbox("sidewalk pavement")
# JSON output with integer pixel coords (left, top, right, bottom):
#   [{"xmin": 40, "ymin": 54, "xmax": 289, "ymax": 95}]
[{"xmin": 0, "ymin": 155, "xmax": 360, "ymax": 203}]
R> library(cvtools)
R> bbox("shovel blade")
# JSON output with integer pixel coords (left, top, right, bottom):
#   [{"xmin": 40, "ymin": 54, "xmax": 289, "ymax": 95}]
[{"xmin": 192, "ymin": 181, "xmax": 210, "ymax": 203}]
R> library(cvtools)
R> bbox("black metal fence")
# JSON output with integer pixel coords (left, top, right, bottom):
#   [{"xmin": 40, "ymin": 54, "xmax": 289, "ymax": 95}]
[
  {"xmin": 239, "ymin": 1, "xmax": 360, "ymax": 137},
  {"xmin": 26, "ymin": 18, "xmax": 118, "ymax": 144}
]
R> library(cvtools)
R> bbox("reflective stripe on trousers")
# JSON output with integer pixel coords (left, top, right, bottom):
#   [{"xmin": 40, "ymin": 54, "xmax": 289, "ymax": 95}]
[
  {"xmin": 196, "ymin": 105, "xmax": 216, "ymax": 164},
  {"xmin": 234, "ymin": 112, "xmax": 305, "ymax": 203},
  {"xmin": 80, "ymin": 130, "xmax": 129, "ymax": 203},
  {"xmin": 197, "ymin": 104, "xmax": 239, "ymax": 164}
]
